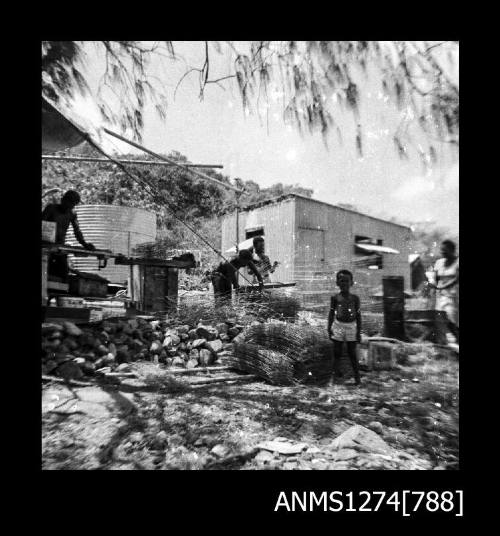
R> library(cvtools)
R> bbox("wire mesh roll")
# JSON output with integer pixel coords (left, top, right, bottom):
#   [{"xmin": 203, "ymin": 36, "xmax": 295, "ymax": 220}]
[{"xmin": 230, "ymin": 321, "xmax": 333, "ymax": 386}]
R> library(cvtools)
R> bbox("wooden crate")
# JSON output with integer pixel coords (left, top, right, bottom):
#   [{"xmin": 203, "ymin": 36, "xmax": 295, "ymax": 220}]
[
  {"xmin": 130, "ymin": 265, "xmax": 179, "ymax": 313},
  {"xmin": 42, "ymin": 306, "xmax": 91, "ymax": 324},
  {"xmin": 367, "ymin": 341, "xmax": 397, "ymax": 370},
  {"xmin": 68, "ymin": 273, "xmax": 108, "ymax": 298}
]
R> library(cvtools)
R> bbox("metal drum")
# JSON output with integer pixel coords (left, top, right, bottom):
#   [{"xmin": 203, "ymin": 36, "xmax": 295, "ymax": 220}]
[
  {"xmin": 382, "ymin": 276, "xmax": 406, "ymax": 340},
  {"xmin": 67, "ymin": 205, "xmax": 157, "ymax": 284}
]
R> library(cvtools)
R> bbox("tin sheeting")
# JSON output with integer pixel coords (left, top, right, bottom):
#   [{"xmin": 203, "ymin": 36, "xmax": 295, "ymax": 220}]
[{"xmin": 66, "ymin": 205, "xmax": 156, "ymax": 284}]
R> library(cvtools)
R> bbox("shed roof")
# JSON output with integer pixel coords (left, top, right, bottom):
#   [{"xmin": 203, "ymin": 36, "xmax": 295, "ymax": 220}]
[{"xmin": 229, "ymin": 193, "xmax": 412, "ymax": 231}]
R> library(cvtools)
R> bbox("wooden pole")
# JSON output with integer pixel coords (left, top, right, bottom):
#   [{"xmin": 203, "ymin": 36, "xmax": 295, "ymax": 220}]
[
  {"xmin": 102, "ymin": 128, "xmax": 244, "ymax": 194},
  {"xmin": 235, "ymin": 194, "xmax": 240, "ymax": 287},
  {"xmin": 42, "ymin": 154, "xmax": 223, "ymax": 169},
  {"xmin": 188, "ymin": 374, "xmax": 258, "ymax": 386}
]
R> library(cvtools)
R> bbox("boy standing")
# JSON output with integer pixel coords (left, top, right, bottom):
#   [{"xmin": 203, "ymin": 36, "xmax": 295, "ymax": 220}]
[{"xmin": 327, "ymin": 270, "xmax": 362, "ymax": 386}]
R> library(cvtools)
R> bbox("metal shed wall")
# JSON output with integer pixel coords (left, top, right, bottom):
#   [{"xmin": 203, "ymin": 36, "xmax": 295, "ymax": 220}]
[
  {"xmin": 294, "ymin": 196, "xmax": 411, "ymax": 309},
  {"xmin": 221, "ymin": 195, "xmax": 411, "ymax": 306},
  {"xmin": 220, "ymin": 198, "xmax": 296, "ymax": 283}
]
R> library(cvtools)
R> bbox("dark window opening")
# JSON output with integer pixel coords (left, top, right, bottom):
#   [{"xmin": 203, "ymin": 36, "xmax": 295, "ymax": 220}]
[{"xmin": 246, "ymin": 228, "xmax": 264, "ymax": 239}]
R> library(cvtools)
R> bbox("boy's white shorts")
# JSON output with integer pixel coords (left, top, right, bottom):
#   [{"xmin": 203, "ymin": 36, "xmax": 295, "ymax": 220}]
[{"xmin": 331, "ymin": 319, "xmax": 357, "ymax": 342}]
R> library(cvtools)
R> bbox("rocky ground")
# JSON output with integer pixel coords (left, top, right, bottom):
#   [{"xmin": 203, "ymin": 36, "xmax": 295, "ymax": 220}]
[{"xmin": 42, "ymin": 349, "xmax": 459, "ymax": 470}]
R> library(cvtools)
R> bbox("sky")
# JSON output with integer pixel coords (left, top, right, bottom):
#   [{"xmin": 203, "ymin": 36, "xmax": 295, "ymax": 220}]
[{"xmin": 70, "ymin": 41, "xmax": 459, "ymax": 234}]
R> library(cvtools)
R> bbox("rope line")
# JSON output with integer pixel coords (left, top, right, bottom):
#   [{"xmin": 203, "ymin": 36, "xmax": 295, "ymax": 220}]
[{"xmin": 82, "ymin": 133, "xmax": 256, "ymax": 287}]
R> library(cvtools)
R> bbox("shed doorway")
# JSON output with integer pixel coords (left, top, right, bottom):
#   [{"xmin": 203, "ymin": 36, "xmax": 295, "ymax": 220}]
[{"xmin": 296, "ymin": 228, "xmax": 325, "ymax": 273}]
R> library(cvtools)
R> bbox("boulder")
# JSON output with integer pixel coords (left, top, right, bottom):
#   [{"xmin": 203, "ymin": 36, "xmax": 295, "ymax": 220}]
[
  {"xmin": 134, "ymin": 350, "xmax": 147, "ymax": 361},
  {"xmin": 216, "ymin": 323, "xmax": 228, "ymax": 335},
  {"xmin": 47, "ymin": 331, "xmax": 63, "ymax": 341},
  {"xmin": 131, "ymin": 329, "xmax": 144, "ymax": 341},
  {"xmin": 73, "ymin": 357, "xmax": 86, "ymax": 365},
  {"xmin": 210, "ymin": 444, "xmax": 230, "ymax": 458},
  {"xmin": 195, "ymin": 325, "xmax": 212, "ymax": 340},
  {"xmin": 96, "ymin": 344, "xmax": 109, "ymax": 357},
  {"xmin": 44, "ymin": 360, "xmax": 58, "ymax": 374},
  {"xmin": 165, "ymin": 328, "xmax": 178, "ymax": 337},
  {"xmin": 56, "ymin": 361, "xmax": 84, "ymax": 381},
  {"xmin": 163, "ymin": 334, "xmax": 181, "ymax": 348},
  {"xmin": 188, "ymin": 329, "xmax": 197, "ymax": 340},
  {"xmin": 152, "ymin": 430, "xmax": 168, "ymax": 450},
  {"xmin": 64, "ymin": 337, "xmax": 79, "ymax": 351},
  {"xmin": 99, "ymin": 330, "xmax": 110, "ymax": 342},
  {"xmin": 172, "ymin": 356, "xmax": 185, "ymax": 368},
  {"xmin": 116, "ymin": 345, "xmax": 131, "ymax": 363},
  {"xmin": 150, "ymin": 341, "xmax": 162, "ymax": 354},
  {"xmin": 80, "ymin": 351, "xmax": 96, "ymax": 361},
  {"xmin": 102, "ymin": 322, "xmax": 116, "ymax": 334},
  {"xmin": 227, "ymin": 327, "xmax": 240, "ymax": 338},
  {"xmin": 206, "ymin": 339, "xmax": 223, "ymax": 354},
  {"xmin": 103, "ymin": 353, "xmax": 116, "ymax": 366},
  {"xmin": 198, "ymin": 349, "xmax": 214, "ymax": 366},
  {"xmin": 117, "ymin": 363, "xmax": 132, "ymax": 372},
  {"xmin": 180, "ymin": 333, "xmax": 189, "ymax": 342},
  {"xmin": 192, "ymin": 338, "xmax": 207, "ymax": 349},
  {"xmin": 331, "ymin": 425, "xmax": 389, "ymax": 454},
  {"xmin": 165, "ymin": 357, "xmax": 173, "ymax": 367},
  {"xmin": 186, "ymin": 359, "xmax": 198, "ymax": 369},
  {"xmin": 42, "ymin": 339, "xmax": 61, "ymax": 351},
  {"xmin": 108, "ymin": 342, "xmax": 117, "ymax": 357},
  {"xmin": 78, "ymin": 333, "xmax": 96, "ymax": 348},
  {"xmin": 81, "ymin": 361, "xmax": 96, "ymax": 374},
  {"xmin": 177, "ymin": 325, "xmax": 190, "ymax": 335},
  {"xmin": 42, "ymin": 323, "xmax": 64, "ymax": 335},
  {"xmin": 232, "ymin": 334, "xmax": 245, "ymax": 345},
  {"xmin": 255, "ymin": 450, "xmax": 275, "ymax": 463},
  {"xmin": 368, "ymin": 421, "xmax": 384, "ymax": 435},
  {"xmin": 62, "ymin": 321, "xmax": 83, "ymax": 337},
  {"xmin": 219, "ymin": 333, "xmax": 229, "ymax": 342},
  {"xmin": 55, "ymin": 353, "xmax": 73, "ymax": 364},
  {"xmin": 122, "ymin": 324, "xmax": 133, "ymax": 335},
  {"xmin": 189, "ymin": 349, "xmax": 200, "ymax": 360},
  {"xmin": 129, "ymin": 339, "xmax": 144, "ymax": 352}
]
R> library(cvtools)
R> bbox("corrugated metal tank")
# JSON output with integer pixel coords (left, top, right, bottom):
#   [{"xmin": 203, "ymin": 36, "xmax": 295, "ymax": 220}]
[{"xmin": 67, "ymin": 205, "xmax": 157, "ymax": 284}]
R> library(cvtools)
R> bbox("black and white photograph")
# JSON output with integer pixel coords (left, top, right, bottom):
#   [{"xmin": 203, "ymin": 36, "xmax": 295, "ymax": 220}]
[{"xmin": 41, "ymin": 41, "xmax": 459, "ymax": 472}]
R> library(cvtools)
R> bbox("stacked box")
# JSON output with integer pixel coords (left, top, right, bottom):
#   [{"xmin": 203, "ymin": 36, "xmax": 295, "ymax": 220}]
[{"xmin": 368, "ymin": 341, "xmax": 397, "ymax": 370}]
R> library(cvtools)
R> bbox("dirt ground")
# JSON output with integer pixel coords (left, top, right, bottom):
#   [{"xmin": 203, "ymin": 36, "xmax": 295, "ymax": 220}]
[{"xmin": 42, "ymin": 351, "xmax": 459, "ymax": 470}]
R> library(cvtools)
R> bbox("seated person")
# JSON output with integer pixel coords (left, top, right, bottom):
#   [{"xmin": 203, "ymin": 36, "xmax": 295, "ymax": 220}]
[{"xmin": 42, "ymin": 190, "xmax": 95, "ymax": 281}]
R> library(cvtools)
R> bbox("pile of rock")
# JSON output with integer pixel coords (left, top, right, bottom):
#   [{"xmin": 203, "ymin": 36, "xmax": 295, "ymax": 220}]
[{"xmin": 41, "ymin": 318, "xmax": 246, "ymax": 381}]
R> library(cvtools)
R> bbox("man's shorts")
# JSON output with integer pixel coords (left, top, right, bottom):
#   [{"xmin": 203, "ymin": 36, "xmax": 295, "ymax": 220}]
[
  {"xmin": 436, "ymin": 295, "xmax": 459, "ymax": 327},
  {"xmin": 331, "ymin": 319, "xmax": 358, "ymax": 342}
]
